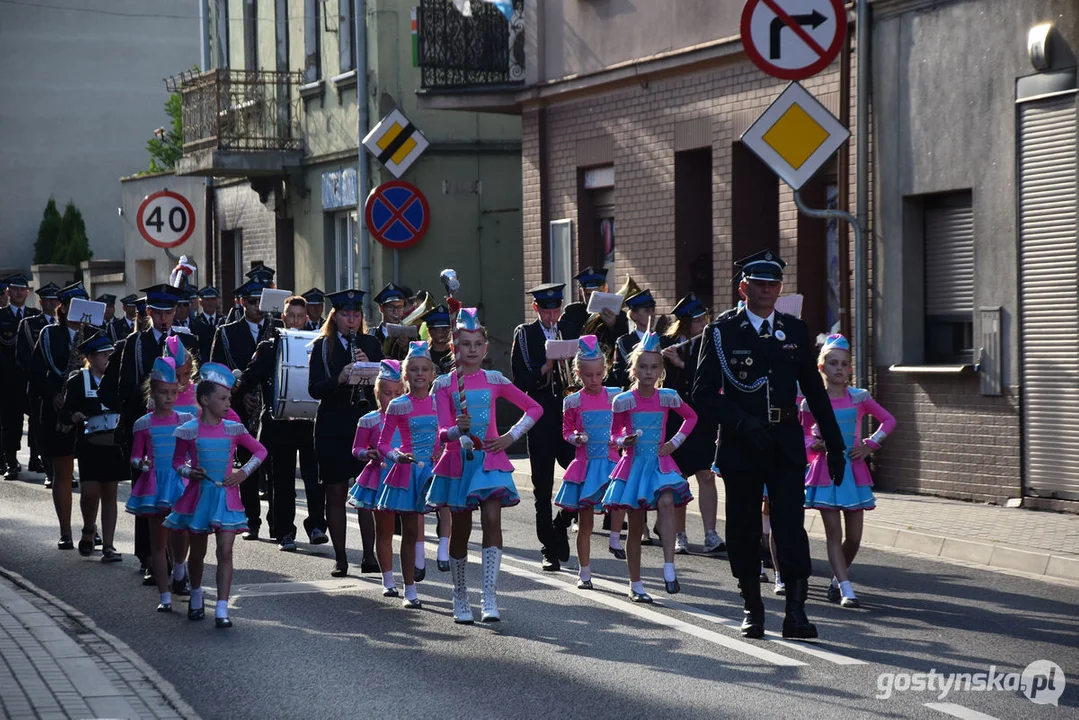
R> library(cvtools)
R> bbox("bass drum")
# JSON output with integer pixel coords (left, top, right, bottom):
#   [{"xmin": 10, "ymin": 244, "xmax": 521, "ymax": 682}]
[{"xmin": 272, "ymin": 329, "xmax": 320, "ymax": 420}]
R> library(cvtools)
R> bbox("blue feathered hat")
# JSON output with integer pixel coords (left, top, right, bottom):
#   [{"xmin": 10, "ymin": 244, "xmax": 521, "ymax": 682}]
[
  {"xmin": 456, "ymin": 307, "xmax": 483, "ymax": 332},
  {"xmin": 576, "ymin": 334, "xmax": 603, "ymax": 362},
  {"xmin": 150, "ymin": 357, "xmax": 177, "ymax": 384},
  {"xmin": 639, "ymin": 331, "xmax": 662, "ymax": 353},
  {"xmin": 378, "ymin": 359, "xmax": 402, "ymax": 383},
  {"xmin": 199, "ymin": 361, "xmax": 236, "ymax": 389},
  {"xmin": 405, "ymin": 340, "xmax": 431, "ymax": 362}
]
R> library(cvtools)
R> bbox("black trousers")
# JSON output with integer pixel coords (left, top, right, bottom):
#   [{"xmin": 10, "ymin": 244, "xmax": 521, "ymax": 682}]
[
  {"xmin": 238, "ymin": 444, "xmax": 267, "ymax": 535},
  {"xmin": 27, "ymin": 389, "xmax": 40, "ymax": 463},
  {"xmin": 722, "ymin": 461, "xmax": 812, "ymax": 582},
  {"xmin": 0, "ymin": 381, "xmax": 24, "ymax": 460},
  {"xmin": 117, "ymin": 437, "xmax": 150, "ymax": 565},
  {"xmin": 265, "ymin": 419, "xmax": 323, "ymax": 539},
  {"xmin": 526, "ymin": 406, "xmax": 575, "ymax": 552}
]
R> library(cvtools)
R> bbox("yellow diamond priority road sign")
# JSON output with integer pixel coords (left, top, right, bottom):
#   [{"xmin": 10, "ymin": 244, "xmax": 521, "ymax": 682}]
[
  {"xmin": 363, "ymin": 108, "xmax": 430, "ymax": 179},
  {"xmin": 740, "ymin": 81, "xmax": 850, "ymax": 191}
]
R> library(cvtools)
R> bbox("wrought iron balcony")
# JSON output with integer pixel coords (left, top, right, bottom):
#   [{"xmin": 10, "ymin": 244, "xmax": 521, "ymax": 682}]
[
  {"xmin": 417, "ymin": 0, "xmax": 525, "ymax": 90},
  {"xmin": 165, "ymin": 69, "xmax": 303, "ymax": 177}
]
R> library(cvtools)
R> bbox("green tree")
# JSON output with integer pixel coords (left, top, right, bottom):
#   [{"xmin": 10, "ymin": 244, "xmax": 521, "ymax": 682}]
[
  {"xmin": 146, "ymin": 92, "xmax": 183, "ymax": 172},
  {"xmin": 33, "ymin": 198, "xmax": 63, "ymax": 264},
  {"xmin": 53, "ymin": 201, "xmax": 93, "ymax": 266}
]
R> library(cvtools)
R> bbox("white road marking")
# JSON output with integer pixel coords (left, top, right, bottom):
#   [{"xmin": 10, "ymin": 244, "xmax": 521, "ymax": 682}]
[
  {"xmin": 924, "ymin": 702, "xmax": 1001, "ymax": 720},
  {"xmin": 231, "ymin": 577, "xmax": 376, "ymax": 598}
]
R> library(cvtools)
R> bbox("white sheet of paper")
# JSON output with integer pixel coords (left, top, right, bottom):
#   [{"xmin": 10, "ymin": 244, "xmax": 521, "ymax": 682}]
[
  {"xmin": 68, "ymin": 297, "xmax": 106, "ymax": 327},
  {"xmin": 348, "ymin": 361, "xmax": 381, "ymax": 385},
  {"xmin": 259, "ymin": 288, "xmax": 292, "ymax": 315},
  {"xmin": 385, "ymin": 323, "xmax": 420, "ymax": 339},
  {"xmin": 545, "ymin": 339, "xmax": 578, "ymax": 360},
  {"xmin": 586, "ymin": 291, "xmax": 623, "ymax": 315},
  {"xmin": 775, "ymin": 294, "xmax": 804, "ymax": 318}
]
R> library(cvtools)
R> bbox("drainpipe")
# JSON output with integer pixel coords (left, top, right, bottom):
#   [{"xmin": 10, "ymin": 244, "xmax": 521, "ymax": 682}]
[
  {"xmin": 357, "ymin": 0, "xmax": 372, "ymax": 316},
  {"xmin": 855, "ymin": 0, "xmax": 870, "ymax": 388},
  {"xmin": 199, "ymin": 0, "xmax": 214, "ymax": 288}
]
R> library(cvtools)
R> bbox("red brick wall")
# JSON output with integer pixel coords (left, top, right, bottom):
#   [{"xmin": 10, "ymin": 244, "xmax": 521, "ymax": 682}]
[{"xmin": 214, "ymin": 182, "xmax": 279, "ymax": 286}]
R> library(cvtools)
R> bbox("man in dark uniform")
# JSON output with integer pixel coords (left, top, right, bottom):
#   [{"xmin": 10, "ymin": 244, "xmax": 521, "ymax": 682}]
[
  {"xmin": 302, "ymin": 288, "xmax": 325, "ymax": 330},
  {"xmin": 559, "ymin": 266, "xmax": 629, "ymax": 345},
  {"xmin": 109, "ymin": 295, "xmax": 138, "ymax": 342},
  {"xmin": 420, "ymin": 303, "xmax": 455, "ymax": 375},
  {"xmin": 0, "ymin": 273, "xmax": 39, "ymax": 479},
  {"xmin": 370, "ymin": 282, "xmax": 410, "ymax": 360},
  {"xmin": 95, "ymin": 294, "xmax": 117, "ymax": 325},
  {"xmin": 211, "ymin": 278, "xmax": 280, "ymax": 540},
  {"xmin": 190, "ymin": 286, "xmax": 224, "ymax": 363},
  {"xmin": 17, "ymin": 282, "xmax": 61, "ymax": 479},
  {"xmin": 510, "ymin": 283, "xmax": 578, "ymax": 571},
  {"xmin": 172, "ymin": 289, "xmax": 194, "ymax": 330},
  {"xmin": 237, "ymin": 294, "xmax": 326, "ymax": 552},
  {"xmin": 692, "ymin": 250, "xmax": 846, "ymax": 640},
  {"xmin": 609, "ymin": 288, "xmax": 657, "ymax": 389}
]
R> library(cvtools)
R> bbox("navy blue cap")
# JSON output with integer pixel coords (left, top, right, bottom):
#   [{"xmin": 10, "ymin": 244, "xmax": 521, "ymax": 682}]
[
  {"xmin": 529, "ymin": 283, "xmax": 565, "ymax": 309},
  {"xmin": 420, "ymin": 303, "xmax": 452, "ymax": 329},
  {"xmin": 302, "ymin": 287, "xmax": 325, "ymax": 304},
  {"xmin": 374, "ymin": 283, "xmax": 408, "ymax": 305},
  {"xmin": 37, "ymin": 282, "xmax": 61, "ymax": 299},
  {"xmin": 0, "ymin": 280, "xmax": 6, "ymax": 292},
  {"xmin": 139, "ymin": 284, "xmax": 182, "ymax": 310},
  {"xmin": 3, "ymin": 273, "xmax": 30, "ymax": 289},
  {"xmin": 245, "ymin": 265, "xmax": 275, "ymax": 283},
  {"xmin": 672, "ymin": 293, "xmax": 707, "ymax": 319},
  {"xmin": 326, "ymin": 288, "xmax": 365, "ymax": 311},
  {"xmin": 59, "ymin": 282, "xmax": 89, "ymax": 302},
  {"xmin": 120, "ymin": 293, "xmax": 138, "ymax": 306},
  {"xmin": 197, "ymin": 286, "xmax": 220, "ymax": 299},
  {"xmin": 736, "ymin": 250, "xmax": 786, "ymax": 282},
  {"xmin": 95, "ymin": 293, "xmax": 117, "ymax": 305},
  {"xmin": 624, "ymin": 289, "xmax": 656, "ymax": 309},
  {"xmin": 79, "ymin": 331, "xmax": 115, "ymax": 355},
  {"xmin": 573, "ymin": 266, "xmax": 608, "ymax": 290},
  {"xmin": 135, "ymin": 298, "xmax": 148, "ymax": 313},
  {"xmin": 235, "ymin": 280, "xmax": 267, "ymax": 299}
]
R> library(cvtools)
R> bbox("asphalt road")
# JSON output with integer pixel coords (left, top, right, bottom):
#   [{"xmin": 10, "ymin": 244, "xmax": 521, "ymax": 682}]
[{"xmin": 0, "ymin": 467, "xmax": 1076, "ymax": 720}]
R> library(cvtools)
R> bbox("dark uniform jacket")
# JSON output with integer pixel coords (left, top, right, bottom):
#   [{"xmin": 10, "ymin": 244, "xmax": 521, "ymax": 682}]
[
  {"xmin": 304, "ymin": 316, "xmax": 325, "ymax": 332},
  {"xmin": 211, "ymin": 317, "xmax": 283, "ymax": 427},
  {"xmin": 691, "ymin": 308, "xmax": 844, "ymax": 474},
  {"xmin": 100, "ymin": 328, "xmax": 169, "ymax": 448},
  {"xmin": 559, "ymin": 302, "xmax": 628, "ymax": 367},
  {"xmin": 16, "ymin": 313, "xmax": 51, "ymax": 375},
  {"xmin": 610, "ymin": 330, "xmax": 645, "ymax": 390},
  {"xmin": 108, "ymin": 315, "xmax": 136, "ymax": 344},
  {"xmin": 510, "ymin": 319, "xmax": 578, "ymax": 402},
  {"xmin": 190, "ymin": 312, "xmax": 224, "ymax": 363},
  {"xmin": 431, "ymin": 346, "xmax": 454, "ymax": 376},
  {"xmin": 371, "ymin": 323, "xmax": 409, "ymax": 361},
  {"xmin": 0, "ymin": 306, "xmax": 37, "ymax": 394},
  {"xmin": 28, "ymin": 324, "xmax": 79, "ymax": 400}
]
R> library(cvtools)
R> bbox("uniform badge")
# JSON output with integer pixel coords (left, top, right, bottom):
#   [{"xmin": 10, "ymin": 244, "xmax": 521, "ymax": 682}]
[
  {"xmin": 739, "ymin": 371, "xmax": 748, "ymax": 380},
  {"xmin": 744, "ymin": 357, "xmax": 754, "ymax": 366},
  {"xmin": 774, "ymin": 330, "xmax": 786, "ymax": 341}
]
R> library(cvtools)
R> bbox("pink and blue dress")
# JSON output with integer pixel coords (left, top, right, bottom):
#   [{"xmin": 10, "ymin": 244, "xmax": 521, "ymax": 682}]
[
  {"xmin": 349, "ymin": 410, "xmax": 397, "ymax": 510},
  {"xmin": 125, "ymin": 411, "xmax": 194, "ymax": 517},
  {"xmin": 555, "ymin": 387, "xmax": 620, "ymax": 512},
  {"xmin": 426, "ymin": 369, "xmax": 542, "ymax": 513},
  {"xmin": 164, "ymin": 419, "xmax": 267, "ymax": 534},
  {"xmin": 802, "ymin": 388, "xmax": 896, "ymax": 511},
  {"xmin": 377, "ymin": 393, "xmax": 439, "ymax": 514},
  {"xmin": 602, "ymin": 388, "xmax": 697, "ymax": 510}
]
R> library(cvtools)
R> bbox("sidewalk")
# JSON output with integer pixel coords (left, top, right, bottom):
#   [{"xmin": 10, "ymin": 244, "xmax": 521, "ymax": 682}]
[
  {"xmin": 509, "ymin": 458, "xmax": 1079, "ymax": 584},
  {"xmin": 0, "ymin": 569, "xmax": 197, "ymax": 720}
]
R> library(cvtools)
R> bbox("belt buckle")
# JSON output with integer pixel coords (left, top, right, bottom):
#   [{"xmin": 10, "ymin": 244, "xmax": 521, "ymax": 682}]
[{"xmin": 768, "ymin": 407, "xmax": 782, "ymax": 424}]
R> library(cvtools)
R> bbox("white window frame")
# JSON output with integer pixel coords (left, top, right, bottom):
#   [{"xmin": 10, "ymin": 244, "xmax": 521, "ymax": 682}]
[
  {"xmin": 549, "ymin": 219, "xmax": 574, "ymax": 287},
  {"xmin": 334, "ymin": 212, "xmax": 356, "ymax": 290}
]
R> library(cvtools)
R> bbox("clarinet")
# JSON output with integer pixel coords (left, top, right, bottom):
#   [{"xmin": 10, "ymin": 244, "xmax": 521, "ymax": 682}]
[{"xmin": 346, "ymin": 329, "xmax": 370, "ymax": 411}]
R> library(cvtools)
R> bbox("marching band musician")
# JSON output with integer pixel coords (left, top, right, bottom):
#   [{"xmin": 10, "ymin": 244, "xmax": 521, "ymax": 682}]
[
  {"xmin": 610, "ymin": 288, "xmax": 658, "ymax": 390},
  {"xmin": 420, "ymin": 303, "xmax": 455, "ymax": 375},
  {"xmin": 191, "ymin": 286, "xmax": 224, "ymax": 364},
  {"xmin": 172, "ymin": 288, "xmax": 194, "ymax": 329},
  {"xmin": 16, "ymin": 282, "xmax": 60, "ymax": 480},
  {"xmin": 302, "ymin": 288, "xmax": 326, "ymax": 330},
  {"xmin": 237, "ymin": 294, "xmax": 326, "ymax": 553},
  {"xmin": 95, "ymin": 294, "xmax": 117, "ymax": 325},
  {"xmin": 109, "ymin": 295, "xmax": 139, "ymax": 343},
  {"xmin": 371, "ymin": 282, "xmax": 410, "ymax": 360},
  {"xmin": 0, "ymin": 273, "xmax": 38, "ymax": 480},
  {"xmin": 559, "ymin": 266, "xmax": 629, "ymax": 353},
  {"xmin": 28, "ymin": 281, "xmax": 94, "ymax": 549},
  {"xmin": 308, "ymin": 289, "xmax": 384, "ymax": 577},
  {"xmin": 209, "ymin": 279, "xmax": 280, "ymax": 541},
  {"xmin": 510, "ymin": 283, "xmax": 578, "ymax": 572}
]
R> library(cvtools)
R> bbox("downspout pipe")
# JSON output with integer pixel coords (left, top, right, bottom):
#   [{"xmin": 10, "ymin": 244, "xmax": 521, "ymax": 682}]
[
  {"xmin": 357, "ymin": 0, "xmax": 372, "ymax": 317},
  {"xmin": 199, "ymin": 0, "xmax": 213, "ymax": 289},
  {"xmin": 855, "ymin": 0, "xmax": 870, "ymax": 387}
]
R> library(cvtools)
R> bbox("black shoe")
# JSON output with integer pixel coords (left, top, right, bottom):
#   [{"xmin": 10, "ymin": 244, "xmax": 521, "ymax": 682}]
[
  {"xmin": 7, "ymin": 459, "xmax": 21, "ymax": 474},
  {"xmin": 171, "ymin": 577, "xmax": 191, "ymax": 596},
  {"xmin": 414, "ymin": 567, "xmax": 426, "ymax": 583},
  {"xmin": 664, "ymin": 579, "xmax": 681, "ymax": 594},
  {"xmin": 576, "ymin": 578, "xmax": 593, "ymax": 590},
  {"xmin": 156, "ymin": 603, "xmax": 172, "ymax": 613},
  {"xmin": 44, "ymin": 477, "xmax": 53, "ymax": 489},
  {"xmin": 93, "ymin": 533, "xmax": 102, "ymax": 547},
  {"xmin": 382, "ymin": 586, "xmax": 399, "ymax": 598},
  {"xmin": 437, "ymin": 559, "xmax": 450, "ymax": 572},
  {"xmin": 360, "ymin": 559, "xmax": 380, "ymax": 574},
  {"xmin": 541, "ymin": 552, "xmax": 560, "ymax": 572},
  {"xmin": 28, "ymin": 457, "xmax": 44, "ymax": 473},
  {"xmin": 101, "ymin": 547, "xmax": 122, "ymax": 563},
  {"xmin": 608, "ymin": 545, "xmax": 627, "ymax": 560},
  {"xmin": 741, "ymin": 605, "xmax": 765, "ymax": 639},
  {"xmin": 4, "ymin": 463, "xmax": 17, "ymax": 481},
  {"xmin": 142, "ymin": 567, "xmax": 156, "ymax": 586},
  {"xmin": 628, "ymin": 589, "xmax": 653, "ymax": 603},
  {"xmin": 215, "ymin": 616, "xmax": 233, "ymax": 629},
  {"xmin": 331, "ymin": 561, "xmax": 349, "ymax": 577},
  {"xmin": 555, "ymin": 530, "xmax": 571, "ymax": 563},
  {"xmin": 78, "ymin": 536, "xmax": 94, "ymax": 556},
  {"xmin": 189, "ymin": 606, "xmax": 205, "ymax": 621},
  {"xmin": 57, "ymin": 536, "xmax": 74, "ymax": 550},
  {"xmin": 782, "ymin": 578, "xmax": 818, "ymax": 640},
  {"xmin": 241, "ymin": 529, "xmax": 259, "ymax": 541},
  {"xmin": 827, "ymin": 584, "xmax": 841, "ymax": 604},
  {"xmin": 71, "ymin": 478, "xmax": 78, "ymax": 489}
]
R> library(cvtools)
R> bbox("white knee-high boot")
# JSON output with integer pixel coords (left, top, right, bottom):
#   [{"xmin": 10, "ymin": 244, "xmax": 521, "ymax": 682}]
[
  {"xmin": 450, "ymin": 556, "xmax": 473, "ymax": 624},
  {"xmin": 480, "ymin": 546, "xmax": 502, "ymax": 622}
]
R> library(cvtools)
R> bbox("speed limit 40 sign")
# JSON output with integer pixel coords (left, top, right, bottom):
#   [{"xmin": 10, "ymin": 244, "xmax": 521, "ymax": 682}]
[{"xmin": 137, "ymin": 190, "xmax": 195, "ymax": 248}]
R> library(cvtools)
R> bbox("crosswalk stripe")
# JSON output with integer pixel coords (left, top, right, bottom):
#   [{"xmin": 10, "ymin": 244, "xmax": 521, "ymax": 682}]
[{"xmin": 924, "ymin": 702, "xmax": 1001, "ymax": 719}]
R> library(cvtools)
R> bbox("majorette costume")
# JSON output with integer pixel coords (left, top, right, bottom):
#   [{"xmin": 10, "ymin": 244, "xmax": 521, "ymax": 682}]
[
  {"xmin": 348, "ymin": 360, "xmax": 402, "ymax": 510},
  {"xmin": 554, "ymin": 335, "xmax": 620, "ymax": 512},
  {"xmin": 164, "ymin": 363, "xmax": 267, "ymax": 534},
  {"xmin": 161, "ymin": 334, "xmax": 242, "ymax": 424},
  {"xmin": 602, "ymin": 331, "xmax": 697, "ymax": 511},
  {"xmin": 377, "ymin": 343, "xmax": 440, "ymax": 515},
  {"xmin": 126, "ymin": 357, "xmax": 193, "ymax": 516},
  {"xmin": 802, "ymin": 334, "xmax": 896, "ymax": 511},
  {"xmin": 426, "ymin": 308, "xmax": 543, "ymax": 624}
]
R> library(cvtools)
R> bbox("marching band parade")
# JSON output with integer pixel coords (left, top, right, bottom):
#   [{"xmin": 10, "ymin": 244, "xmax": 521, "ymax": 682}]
[{"xmin": 0, "ymin": 252, "xmax": 861, "ymax": 636}]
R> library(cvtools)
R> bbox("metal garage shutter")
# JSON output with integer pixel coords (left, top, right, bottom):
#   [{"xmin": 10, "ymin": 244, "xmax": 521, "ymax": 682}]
[
  {"xmin": 1019, "ymin": 92, "xmax": 1079, "ymax": 501},
  {"xmin": 924, "ymin": 198, "xmax": 975, "ymax": 316}
]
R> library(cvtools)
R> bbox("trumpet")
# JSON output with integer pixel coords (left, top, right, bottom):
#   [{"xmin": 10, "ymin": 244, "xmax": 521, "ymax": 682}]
[{"xmin": 382, "ymin": 290, "xmax": 436, "ymax": 356}]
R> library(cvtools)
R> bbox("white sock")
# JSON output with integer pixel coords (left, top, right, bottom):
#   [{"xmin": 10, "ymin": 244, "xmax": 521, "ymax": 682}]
[
  {"xmin": 831, "ymin": 577, "xmax": 840, "ymax": 589},
  {"xmin": 160, "ymin": 592, "xmax": 171, "ymax": 606},
  {"xmin": 404, "ymin": 584, "xmax": 418, "ymax": 601},
  {"xmin": 578, "ymin": 565, "xmax": 591, "ymax": 582},
  {"xmin": 839, "ymin": 580, "xmax": 856, "ymax": 598},
  {"xmin": 215, "ymin": 600, "xmax": 228, "ymax": 618},
  {"xmin": 382, "ymin": 571, "xmax": 395, "ymax": 589},
  {"xmin": 663, "ymin": 562, "xmax": 676, "ymax": 582},
  {"xmin": 414, "ymin": 542, "xmax": 426, "ymax": 569},
  {"xmin": 775, "ymin": 571, "xmax": 783, "ymax": 585},
  {"xmin": 630, "ymin": 580, "xmax": 646, "ymax": 594},
  {"xmin": 437, "ymin": 537, "xmax": 450, "ymax": 562},
  {"xmin": 609, "ymin": 534, "xmax": 623, "ymax": 550},
  {"xmin": 172, "ymin": 561, "xmax": 186, "ymax": 581},
  {"xmin": 190, "ymin": 587, "xmax": 204, "ymax": 608}
]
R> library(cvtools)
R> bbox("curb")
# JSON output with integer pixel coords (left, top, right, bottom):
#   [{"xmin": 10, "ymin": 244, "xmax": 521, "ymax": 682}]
[
  {"xmin": 510, "ymin": 469, "xmax": 1079, "ymax": 585},
  {"xmin": 0, "ymin": 565, "xmax": 202, "ymax": 720}
]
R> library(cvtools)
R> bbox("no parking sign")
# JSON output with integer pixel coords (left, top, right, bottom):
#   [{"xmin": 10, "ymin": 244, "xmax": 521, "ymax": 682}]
[{"xmin": 364, "ymin": 181, "xmax": 430, "ymax": 250}]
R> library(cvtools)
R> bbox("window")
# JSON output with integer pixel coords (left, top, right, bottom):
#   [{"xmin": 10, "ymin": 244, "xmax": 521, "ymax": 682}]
[
  {"xmin": 339, "ymin": 0, "xmax": 355, "ymax": 72},
  {"xmin": 305, "ymin": 0, "xmax": 322, "ymax": 83},
  {"xmin": 215, "ymin": 0, "xmax": 229, "ymax": 68},
  {"xmin": 243, "ymin": 0, "xmax": 258, "ymax": 71},
  {"xmin": 549, "ymin": 220, "xmax": 573, "ymax": 287},
  {"xmin": 674, "ymin": 148, "xmax": 713, "ymax": 308},
  {"xmin": 924, "ymin": 191, "xmax": 975, "ymax": 364},
  {"xmin": 335, "ymin": 212, "xmax": 356, "ymax": 290},
  {"xmin": 577, "ymin": 166, "xmax": 615, "ymax": 287}
]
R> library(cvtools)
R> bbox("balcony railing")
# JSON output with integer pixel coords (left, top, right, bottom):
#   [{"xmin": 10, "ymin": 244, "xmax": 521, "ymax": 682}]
[
  {"xmin": 165, "ymin": 69, "xmax": 302, "ymax": 155},
  {"xmin": 417, "ymin": 0, "xmax": 525, "ymax": 89}
]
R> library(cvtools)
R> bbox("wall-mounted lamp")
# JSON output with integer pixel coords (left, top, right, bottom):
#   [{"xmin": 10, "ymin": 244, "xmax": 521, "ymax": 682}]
[{"xmin": 1028, "ymin": 23, "xmax": 1053, "ymax": 72}]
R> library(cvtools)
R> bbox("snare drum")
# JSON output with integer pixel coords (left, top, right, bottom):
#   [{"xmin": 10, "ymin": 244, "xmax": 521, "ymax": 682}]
[
  {"xmin": 272, "ymin": 330, "xmax": 320, "ymax": 420},
  {"xmin": 84, "ymin": 412, "xmax": 120, "ymax": 446}
]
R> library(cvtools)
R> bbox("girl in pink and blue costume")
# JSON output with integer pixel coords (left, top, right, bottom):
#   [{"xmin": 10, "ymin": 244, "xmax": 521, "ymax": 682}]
[
  {"xmin": 348, "ymin": 360, "xmax": 403, "ymax": 512},
  {"xmin": 603, "ymin": 332, "xmax": 697, "ymax": 602},
  {"xmin": 125, "ymin": 357, "xmax": 194, "ymax": 613},
  {"xmin": 376, "ymin": 341, "xmax": 440, "ymax": 607},
  {"xmin": 554, "ymin": 335, "xmax": 620, "ymax": 590},
  {"xmin": 427, "ymin": 308, "xmax": 542, "ymax": 623},
  {"xmin": 164, "ymin": 362, "xmax": 267, "ymax": 628},
  {"xmin": 801, "ymin": 333, "xmax": 896, "ymax": 608}
]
